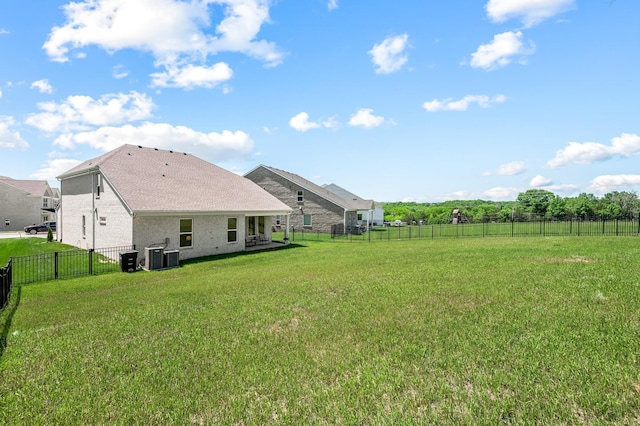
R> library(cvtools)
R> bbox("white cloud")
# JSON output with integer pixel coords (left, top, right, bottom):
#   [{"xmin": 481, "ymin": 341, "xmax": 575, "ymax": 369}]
[
  {"xmin": 289, "ymin": 112, "xmax": 321, "ymax": 132},
  {"xmin": 25, "ymin": 91, "xmax": 155, "ymax": 133},
  {"xmin": 31, "ymin": 79, "xmax": 53, "ymax": 94},
  {"xmin": 328, "ymin": 0, "xmax": 339, "ymax": 11},
  {"xmin": 423, "ymin": 94, "xmax": 506, "ymax": 112},
  {"xmin": 529, "ymin": 175, "xmax": 553, "ymax": 187},
  {"xmin": 481, "ymin": 187, "xmax": 522, "ymax": 201},
  {"xmin": 150, "ymin": 62, "xmax": 233, "ymax": 89},
  {"xmin": 348, "ymin": 108, "xmax": 386, "ymax": 128},
  {"xmin": 470, "ymin": 31, "xmax": 535, "ymax": 71},
  {"xmin": 483, "ymin": 161, "xmax": 526, "ymax": 176},
  {"xmin": 588, "ymin": 175, "xmax": 640, "ymax": 195},
  {"xmin": 0, "ymin": 88, "xmax": 2, "ymax": 99},
  {"xmin": 0, "ymin": 116, "xmax": 29, "ymax": 150},
  {"xmin": 54, "ymin": 122, "xmax": 253, "ymax": 162},
  {"xmin": 31, "ymin": 158, "xmax": 83, "ymax": 181},
  {"xmin": 546, "ymin": 133, "xmax": 640, "ymax": 168},
  {"xmin": 43, "ymin": 0, "xmax": 283, "ymax": 87},
  {"xmin": 288, "ymin": 113, "xmax": 337, "ymax": 132},
  {"xmin": 369, "ymin": 34, "xmax": 409, "ymax": 74},
  {"xmin": 0, "ymin": 29, "xmax": 8, "ymax": 35},
  {"xmin": 112, "ymin": 65, "xmax": 129, "ymax": 79},
  {"xmin": 486, "ymin": 0, "xmax": 575, "ymax": 28}
]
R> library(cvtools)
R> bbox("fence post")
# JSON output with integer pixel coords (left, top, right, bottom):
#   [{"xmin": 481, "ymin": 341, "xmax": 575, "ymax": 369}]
[
  {"xmin": 54, "ymin": 251, "xmax": 59, "ymax": 280},
  {"xmin": 89, "ymin": 249, "xmax": 93, "ymax": 275}
]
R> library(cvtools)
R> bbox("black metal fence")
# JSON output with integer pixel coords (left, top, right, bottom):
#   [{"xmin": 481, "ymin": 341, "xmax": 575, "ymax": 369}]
[
  {"xmin": 288, "ymin": 217, "xmax": 640, "ymax": 243},
  {"xmin": 10, "ymin": 245, "xmax": 135, "ymax": 286},
  {"xmin": 1, "ymin": 259, "xmax": 11, "ymax": 310}
]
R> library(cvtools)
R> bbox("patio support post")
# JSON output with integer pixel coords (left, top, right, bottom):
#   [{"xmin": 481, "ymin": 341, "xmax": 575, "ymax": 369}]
[{"xmin": 284, "ymin": 214, "xmax": 290, "ymax": 243}]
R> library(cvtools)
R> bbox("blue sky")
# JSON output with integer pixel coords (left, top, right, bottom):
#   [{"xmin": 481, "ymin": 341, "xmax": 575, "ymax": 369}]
[{"xmin": 1, "ymin": 0, "xmax": 639, "ymax": 202}]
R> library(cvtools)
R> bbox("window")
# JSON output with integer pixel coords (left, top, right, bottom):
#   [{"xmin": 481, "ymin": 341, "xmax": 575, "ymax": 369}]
[
  {"xmin": 297, "ymin": 190, "xmax": 304, "ymax": 203},
  {"xmin": 259, "ymin": 216, "xmax": 265, "ymax": 234},
  {"xmin": 96, "ymin": 174, "xmax": 102, "ymax": 198},
  {"xmin": 43, "ymin": 198, "xmax": 49, "ymax": 208},
  {"xmin": 357, "ymin": 213, "xmax": 363, "ymax": 221},
  {"xmin": 180, "ymin": 218, "xmax": 193, "ymax": 248},
  {"xmin": 82, "ymin": 215, "xmax": 86, "ymax": 238},
  {"xmin": 303, "ymin": 214, "xmax": 312, "ymax": 227},
  {"xmin": 275, "ymin": 215, "xmax": 281, "ymax": 226},
  {"xmin": 228, "ymin": 217, "xmax": 237, "ymax": 242}
]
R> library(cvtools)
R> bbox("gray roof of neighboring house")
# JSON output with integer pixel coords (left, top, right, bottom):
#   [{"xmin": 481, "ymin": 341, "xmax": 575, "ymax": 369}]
[
  {"xmin": 58, "ymin": 144, "xmax": 292, "ymax": 215},
  {"xmin": 249, "ymin": 165, "xmax": 373, "ymax": 211},
  {"xmin": 0, "ymin": 176, "xmax": 51, "ymax": 196},
  {"xmin": 321, "ymin": 183, "xmax": 376, "ymax": 211}
]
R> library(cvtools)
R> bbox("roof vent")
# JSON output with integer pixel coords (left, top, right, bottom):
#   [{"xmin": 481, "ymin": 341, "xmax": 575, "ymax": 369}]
[
  {"xmin": 169, "ymin": 150, "xmax": 173, "ymax": 153},
  {"xmin": 183, "ymin": 153, "xmax": 187, "ymax": 155},
  {"xmin": 138, "ymin": 145, "xmax": 142, "ymax": 148},
  {"xmin": 154, "ymin": 148, "xmax": 158, "ymax": 151}
]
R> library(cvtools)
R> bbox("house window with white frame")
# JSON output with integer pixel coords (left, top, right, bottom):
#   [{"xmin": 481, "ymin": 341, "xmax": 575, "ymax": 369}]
[
  {"xmin": 297, "ymin": 190, "xmax": 304, "ymax": 203},
  {"xmin": 228, "ymin": 217, "xmax": 237, "ymax": 242},
  {"xmin": 303, "ymin": 214, "xmax": 312, "ymax": 227},
  {"xmin": 180, "ymin": 218, "xmax": 193, "ymax": 248},
  {"xmin": 275, "ymin": 215, "xmax": 281, "ymax": 226}
]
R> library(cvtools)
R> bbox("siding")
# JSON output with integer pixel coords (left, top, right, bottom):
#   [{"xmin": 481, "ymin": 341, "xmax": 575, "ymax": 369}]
[{"xmin": 0, "ymin": 183, "xmax": 46, "ymax": 232}]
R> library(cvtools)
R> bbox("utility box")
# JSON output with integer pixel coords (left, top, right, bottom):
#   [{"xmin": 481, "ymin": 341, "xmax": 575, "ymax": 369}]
[
  {"xmin": 119, "ymin": 250, "xmax": 138, "ymax": 273},
  {"xmin": 164, "ymin": 250, "xmax": 180, "ymax": 268},
  {"xmin": 145, "ymin": 247, "xmax": 164, "ymax": 270}
]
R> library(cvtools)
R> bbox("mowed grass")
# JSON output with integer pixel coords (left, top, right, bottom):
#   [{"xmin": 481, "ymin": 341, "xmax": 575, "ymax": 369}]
[
  {"xmin": 1, "ymin": 237, "xmax": 639, "ymax": 424},
  {"xmin": 0, "ymin": 237, "xmax": 73, "ymax": 265}
]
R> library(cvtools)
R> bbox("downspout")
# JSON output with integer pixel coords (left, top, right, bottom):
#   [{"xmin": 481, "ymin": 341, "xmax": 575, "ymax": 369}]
[
  {"xmin": 57, "ymin": 178, "xmax": 63, "ymax": 242},
  {"xmin": 92, "ymin": 173, "xmax": 96, "ymax": 250}
]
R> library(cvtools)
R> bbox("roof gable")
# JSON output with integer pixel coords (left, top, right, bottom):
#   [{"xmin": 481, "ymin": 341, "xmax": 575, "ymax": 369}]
[
  {"xmin": 249, "ymin": 165, "xmax": 373, "ymax": 211},
  {"xmin": 58, "ymin": 145, "xmax": 292, "ymax": 214},
  {"xmin": 0, "ymin": 177, "xmax": 51, "ymax": 196}
]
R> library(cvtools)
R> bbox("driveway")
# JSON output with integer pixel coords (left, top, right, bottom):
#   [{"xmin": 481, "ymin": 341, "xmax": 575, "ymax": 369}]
[{"xmin": 0, "ymin": 231, "xmax": 46, "ymax": 239}]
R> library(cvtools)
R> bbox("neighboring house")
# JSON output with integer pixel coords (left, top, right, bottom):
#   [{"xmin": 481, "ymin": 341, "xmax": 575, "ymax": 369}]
[
  {"xmin": 321, "ymin": 183, "xmax": 385, "ymax": 227},
  {"xmin": 0, "ymin": 176, "xmax": 58, "ymax": 232},
  {"xmin": 56, "ymin": 144, "xmax": 292, "ymax": 261},
  {"xmin": 244, "ymin": 165, "xmax": 374, "ymax": 234}
]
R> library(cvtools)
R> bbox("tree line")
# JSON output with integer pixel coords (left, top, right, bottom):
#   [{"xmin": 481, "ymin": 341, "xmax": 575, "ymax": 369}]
[{"xmin": 382, "ymin": 189, "xmax": 640, "ymax": 225}]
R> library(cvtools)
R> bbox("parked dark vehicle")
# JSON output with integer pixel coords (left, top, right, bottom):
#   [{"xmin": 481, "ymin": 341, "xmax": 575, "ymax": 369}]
[{"xmin": 24, "ymin": 221, "xmax": 56, "ymax": 234}]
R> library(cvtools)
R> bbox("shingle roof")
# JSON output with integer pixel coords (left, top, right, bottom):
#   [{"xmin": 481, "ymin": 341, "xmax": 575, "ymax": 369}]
[
  {"xmin": 0, "ymin": 176, "xmax": 51, "ymax": 196},
  {"xmin": 321, "ymin": 183, "xmax": 375, "ymax": 211},
  {"xmin": 251, "ymin": 165, "xmax": 373, "ymax": 211},
  {"xmin": 58, "ymin": 144, "xmax": 292, "ymax": 215}
]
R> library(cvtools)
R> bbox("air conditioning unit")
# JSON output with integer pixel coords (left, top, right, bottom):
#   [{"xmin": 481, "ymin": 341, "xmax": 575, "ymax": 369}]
[
  {"xmin": 144, "ymin": 246, "xmax": 164, "ymax": 270},
  {"xmin": 164, "ymin": 250, "xmax": 179, "ymax": 268}
]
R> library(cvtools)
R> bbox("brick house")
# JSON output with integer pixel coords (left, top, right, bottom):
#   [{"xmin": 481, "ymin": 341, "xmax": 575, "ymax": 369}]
[
  {"xmin": 244, "ymin": 165, "xmax": 374, "ymax": 234},
  {"xmin": 0, "ymin": 176, "xmax": 59, "ymax": 232},
  {"xmin": 57, "ymin": 145, "xmax": 291, "ymax": 261}
]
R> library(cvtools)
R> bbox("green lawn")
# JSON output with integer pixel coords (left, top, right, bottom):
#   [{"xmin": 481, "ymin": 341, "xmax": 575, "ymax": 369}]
[
  {"xmin": 0, "ymin": 238, "xmax": 74, "ymax": 266},
  {"xmin": 1, "ymin": 237, "xmax": 639, "ymax": 424}
]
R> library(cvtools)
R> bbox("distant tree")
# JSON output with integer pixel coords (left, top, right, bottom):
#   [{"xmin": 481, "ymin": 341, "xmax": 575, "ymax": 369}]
[
  {"xmin": 601, "ymin": 191, "xmax": 639, "ymax": 219},
  {"xmin": 47, "ymin": 226, "xmax": 53, "ymax": 243},
  {"xmin": 516, "ymin": 189, "xmax": 556, "ymax": 216},
  {"xmin": 547, "ymin": 196, "xmax": 568, "ymax": 220},
  {"xmin": 565, "ymin": 193, "xmax": 597, "ymax": 220}
]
